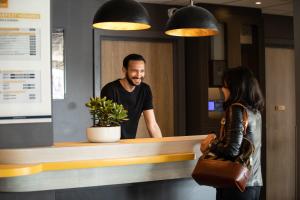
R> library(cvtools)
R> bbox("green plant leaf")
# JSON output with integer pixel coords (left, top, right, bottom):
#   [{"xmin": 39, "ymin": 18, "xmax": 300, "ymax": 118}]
[{"xmin": 85, "ymin": 96, "xmax": 129, "ymax": 127}]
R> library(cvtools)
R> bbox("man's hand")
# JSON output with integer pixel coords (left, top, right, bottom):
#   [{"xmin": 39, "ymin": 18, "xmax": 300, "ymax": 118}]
[{"xmin": 200, "ymin": 134, "xmax": 216, "ymax": 153}]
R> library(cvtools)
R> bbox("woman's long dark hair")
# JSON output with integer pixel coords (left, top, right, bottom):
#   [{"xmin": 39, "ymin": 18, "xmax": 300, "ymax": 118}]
[{"xmin": 222, "ymin": 66, "xmax": 264, "ymax": 113}]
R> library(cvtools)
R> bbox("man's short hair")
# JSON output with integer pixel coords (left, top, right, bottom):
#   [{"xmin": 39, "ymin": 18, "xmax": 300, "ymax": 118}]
[{"xmin": 123, "ymin": 54, "xmax": 146, "ymax": 70}]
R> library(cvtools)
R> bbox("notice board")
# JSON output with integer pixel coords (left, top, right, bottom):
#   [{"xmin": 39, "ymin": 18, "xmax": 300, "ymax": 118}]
[{"xmin": 0, "ymin": 0, "xmax": 51, "ymax": 124}]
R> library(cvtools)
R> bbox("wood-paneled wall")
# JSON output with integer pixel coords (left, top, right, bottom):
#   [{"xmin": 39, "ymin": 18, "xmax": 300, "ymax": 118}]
[
  {"xmin": 265, "ymin": 47, "xmax": 295, "ymax": 200},
  {"xmin": 294, "ymin": 0, "xmax": 300, "ymax": 198}
]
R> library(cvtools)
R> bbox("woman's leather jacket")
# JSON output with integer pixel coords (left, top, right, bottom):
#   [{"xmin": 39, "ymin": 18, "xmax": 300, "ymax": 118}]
[{"xmin": 210, "ymin": 104, "xmax": 263, "ymax": 186}]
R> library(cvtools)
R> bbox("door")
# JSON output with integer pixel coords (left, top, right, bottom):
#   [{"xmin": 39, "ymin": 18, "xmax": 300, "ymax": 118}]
[
  {"xmin": 265, "ymin": 47, "xmax": 295, "ymax": 200},
  {"xmin": 101, "ymin": 39, "xmax": 174, "ymax": 138}
]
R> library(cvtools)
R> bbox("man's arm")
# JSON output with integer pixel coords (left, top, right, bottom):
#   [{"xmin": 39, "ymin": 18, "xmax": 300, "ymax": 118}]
[{"xmin": 143, "ymin": 109, "xmax": 162, "ymax": 138}]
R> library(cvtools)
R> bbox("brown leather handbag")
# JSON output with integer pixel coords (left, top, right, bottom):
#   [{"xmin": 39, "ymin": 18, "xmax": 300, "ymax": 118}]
[{"xmin": 192, "ymin": 103, "xmax": 254, "ymax": 192}]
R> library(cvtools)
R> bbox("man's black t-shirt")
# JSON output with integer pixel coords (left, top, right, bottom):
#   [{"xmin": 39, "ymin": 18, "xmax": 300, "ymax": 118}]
[{"xmin": 100, "ymin": 79, "xmax": 153, "ymax": 139}]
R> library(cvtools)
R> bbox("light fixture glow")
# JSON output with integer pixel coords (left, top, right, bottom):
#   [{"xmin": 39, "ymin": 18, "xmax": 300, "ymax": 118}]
[
  {"xmin": 92, "ymin": 22, "xmax": 151, "ymax": 30},
  {"xmin": 165, "ymin": 28, "xmax": 218, "ymax": 37},
  {"xmin": 255, "ymin": 1, "xmax": 262, "ymax": 5}
]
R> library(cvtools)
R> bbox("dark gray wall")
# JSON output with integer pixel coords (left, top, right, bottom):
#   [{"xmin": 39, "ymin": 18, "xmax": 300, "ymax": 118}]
[
  {"xmin": 294, "ymin": 0, "xmax": 300, "ymax": 198},
  {"xmin": 263, "ymin": 14, "xmax": 294, "ymax": 47},
  {"xmin": 55, "ymin": 179, "xmax": 214, "ymax": 200},
  {"xmin": 0, "ymin": 179, "xmax": 215, "ymax": 200},
  {"xmin": 0, "ymin": 123, "xmax": 53, "ymax": 148},
  {"xmin": 52, "ymin": 0, "xmax": 98, "ymax": 141},
  {"xmin": 0, "ymin": 191, "xmax": 55, "ymax": 200}
]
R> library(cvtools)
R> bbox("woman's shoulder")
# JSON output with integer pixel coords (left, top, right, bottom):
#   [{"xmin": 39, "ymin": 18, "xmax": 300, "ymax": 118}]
[
  {"xmin": 230, "ymin": 103, "xmax": 261, "ymax": 115},
  {"xmin": 229, "ymin": 103, "xmax": 256, "ymax": 122}
]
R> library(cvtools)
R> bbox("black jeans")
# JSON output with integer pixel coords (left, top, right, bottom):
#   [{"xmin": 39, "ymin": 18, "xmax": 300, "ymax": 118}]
[{"xmin": 216, "ymin": 186, "xmax": 261, "ymax": 200}]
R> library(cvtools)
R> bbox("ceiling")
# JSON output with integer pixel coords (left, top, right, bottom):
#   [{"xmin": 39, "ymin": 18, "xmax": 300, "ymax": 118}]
[{"xmin": 138, "ymin": 0, "xmax": 293, "ymax": 16}]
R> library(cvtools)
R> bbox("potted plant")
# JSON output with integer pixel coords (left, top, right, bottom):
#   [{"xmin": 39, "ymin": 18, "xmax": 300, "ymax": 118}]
[{"xmin": 85, "ymin": 96, "xmax": 128, "ymax": 142}]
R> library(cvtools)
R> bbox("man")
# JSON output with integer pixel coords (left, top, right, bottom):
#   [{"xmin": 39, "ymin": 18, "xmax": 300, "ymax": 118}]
[{"xmin": 101, "ymin": 54, "xmax": 162, "ymax": 139}]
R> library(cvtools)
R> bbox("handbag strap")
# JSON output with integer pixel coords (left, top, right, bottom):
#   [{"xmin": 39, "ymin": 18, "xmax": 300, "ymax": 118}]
[
  {"xmin": 217, "ymin": 103, "xmax": 254, "ymax": 168},
  {"xmin": 231, "ymin": 103, "xmax": 249, "ymax": 135},
  {"xmin": 220, "ymin": 103, "xmax": 249, "ymax": 138}
]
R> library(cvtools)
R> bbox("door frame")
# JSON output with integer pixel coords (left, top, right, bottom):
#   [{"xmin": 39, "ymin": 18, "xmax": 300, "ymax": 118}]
[{"xmin": 93, "ymin": 30, "xmax": 185, "ymax": 136}]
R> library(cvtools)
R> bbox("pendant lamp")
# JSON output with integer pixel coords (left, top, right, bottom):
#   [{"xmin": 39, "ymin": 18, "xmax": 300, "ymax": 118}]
[
  {"xmin": 165, "ymin": 0, "xmax": 219, "ymax": 37},
  {"xmin": 93, "ymin": 0, "xmax": 151, "ymax": 31}
]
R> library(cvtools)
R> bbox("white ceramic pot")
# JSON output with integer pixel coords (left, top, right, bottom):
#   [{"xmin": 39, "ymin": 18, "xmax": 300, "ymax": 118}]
[{"xmin": 86, "ymin": 126, "xmax": 121, "ymax": 143}]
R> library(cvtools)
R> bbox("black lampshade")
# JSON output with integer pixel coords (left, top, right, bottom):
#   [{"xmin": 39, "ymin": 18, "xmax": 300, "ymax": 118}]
[
  {"xmin": 165, "ymin": 5, "xmax": 219, "ymax": 37},
  {"xmin": 93, "ymin": 0, "xmax": 151, "ymax": 30}
]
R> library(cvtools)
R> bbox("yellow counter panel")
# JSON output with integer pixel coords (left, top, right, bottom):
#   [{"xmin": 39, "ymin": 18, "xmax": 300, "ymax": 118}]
[{"xmin": 0, "ymin": 152, "xmax": 195, "ymax": 178}]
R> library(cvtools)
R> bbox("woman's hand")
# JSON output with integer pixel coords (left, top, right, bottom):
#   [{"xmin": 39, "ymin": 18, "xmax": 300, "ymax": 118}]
[{"xmin": 200, "ymin": 134, "xmax": 216, "ymax": 153}]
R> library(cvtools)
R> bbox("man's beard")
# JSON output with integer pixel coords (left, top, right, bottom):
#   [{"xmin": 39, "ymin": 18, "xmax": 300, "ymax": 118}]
[{"xmin": 126, "ymin": 73, "xmax": 143, "ymax": 86}]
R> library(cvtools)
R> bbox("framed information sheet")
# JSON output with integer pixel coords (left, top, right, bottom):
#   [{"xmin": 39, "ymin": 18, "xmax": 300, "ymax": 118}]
[{"xmin": 0, "ymin": 0, "xmax": 51, "ymax": 124}]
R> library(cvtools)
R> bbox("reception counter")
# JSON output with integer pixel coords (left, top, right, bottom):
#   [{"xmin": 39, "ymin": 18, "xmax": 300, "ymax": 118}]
[{"xmin": 0, "ymin": 135, "xmax": 206, "ymax": 192}]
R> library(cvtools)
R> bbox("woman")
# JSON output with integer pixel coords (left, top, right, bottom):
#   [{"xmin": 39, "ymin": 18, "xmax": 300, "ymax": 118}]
[{"xmin": 201, "ymin": 66, "xmax": 264, "ymax": 200}]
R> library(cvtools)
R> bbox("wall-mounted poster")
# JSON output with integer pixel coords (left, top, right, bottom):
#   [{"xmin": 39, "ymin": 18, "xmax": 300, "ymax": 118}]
[
  {"xmin": 52, "ymin": 28, "xmax": 65, "ymax": 100},
  {"xmin": 0, "ymin": 0, "xmax": 51, "ymax": 124}
]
